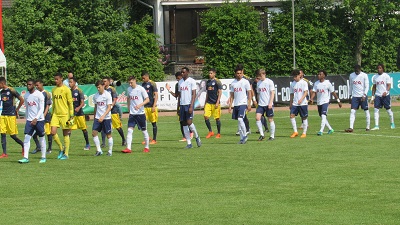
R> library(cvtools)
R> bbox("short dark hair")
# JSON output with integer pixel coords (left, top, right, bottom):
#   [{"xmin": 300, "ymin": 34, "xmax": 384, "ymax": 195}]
[
  {"xmin": 236, "ymin": 64, "xmax": 244, "ymax": 71},
  {"xmin": 35, "ymin": 78, "xmax": 44, "ymax": 84},
  {"xmin": 102, "ymin": 76, "xmax": 111, "ymax": 81},
  {"xmin": 318, "ymin": 70, "xmax": 327, "ymax": 77},
  {"xmin": 141, "ymin": 71, "xmax": 149, "ymax": 77},
  {"xmin": 175, "ymin": 72, "xmax": 182, "ymax": 78},
  {"xmin": 209, "ymin": 68, "xmax": 216, "ymax": 73},
  {"xmin": 0, "ymin": 77, "xmax": 6, "ymax": 83},
  {"xmin": 26, "ymin": 79, "xmax": 35, "ymax": 84},
  {"xmin": 54, "ymin": 72, "xmax": 63, "ymax": 79},
  {"xmin": 234, "ymin": 68, "xmax": 243, "ymax": 73},
  {"xmin": 182, "ymin": 67, "xmax": 189, "ymax": 72},
  {"xmin": 95, "ymin": 80, "xmax": 105, "ymax": 87},
  {"xmin": 69, "ymin": 77, "xmax": 78, "ymax": 83},
  {"xmin": 354, "ymin": 64, "xmax": 361, "ymax": 70},
  {"xmin": 128, "ymin": 76, "xmax": 136, "ymax": 81},
  {"xmin": 291, "ymin": 69, "xmax": 301, "ymax": 77}
]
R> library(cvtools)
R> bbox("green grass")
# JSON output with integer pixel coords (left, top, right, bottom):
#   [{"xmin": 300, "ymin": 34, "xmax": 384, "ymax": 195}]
[{"xmin": 1, "ymin": 106, "xmax": 400, "ymax": 224}]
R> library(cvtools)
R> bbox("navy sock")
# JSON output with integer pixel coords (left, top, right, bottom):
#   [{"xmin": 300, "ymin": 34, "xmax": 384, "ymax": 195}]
[
  {"xmin": 47, "ymin": 134, "xmax": 53, "ymax": 150},
  {"xmin": 152, "ymin": 123, "xmax": 157, "ymax": 141},
  {"xmin": 244, "ymin": 116, "xmax": 250, "ymax": 132},
  {"xmin": 1, "ymin": 134, "xmax": 6, "ymax": 154},
  {"xmin": 83, "ymin": 130, "xmax": 89, "ymax": 145},
  {"xmin": 261, "ymin": 116, "xmax": 268, "ymax": 130},
  {"xmin": 33, "ymin": 134, "xmax": 41, "ymax": 149},
  {"xmin": 216, "ymin": 120, "xmax": 221, "ymax": 134},
  {"xmin": 117, "ymin": 128, "xmax": 125, "ymax": 142},
  {"xmin": 205, "ymin": 119, "xmax": 212, "ymax": 132},
  {"xmin": 11, "ymin": 135, "xmax": 24, "ymax": 148}
]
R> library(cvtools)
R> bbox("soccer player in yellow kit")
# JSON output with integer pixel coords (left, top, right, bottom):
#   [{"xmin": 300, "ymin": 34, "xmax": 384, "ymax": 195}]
[{"xmin": 51, "ymin": 73, "xmax": 74, "ymax": 160}]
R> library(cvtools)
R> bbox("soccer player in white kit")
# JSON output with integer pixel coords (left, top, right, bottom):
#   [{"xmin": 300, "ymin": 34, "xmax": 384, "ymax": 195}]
[
  {"xmin": 345, "ymin": 65, "xmax": 370, "ymax": 132},
  {"xmin": 18, "ymin": 79, "xmax": 46, "ymax": 163},
  {"xmin": 370, "ymin": 64, "xmax": 395, "ymax": 130},
  {"xmin": 289, "ymin": 70, "xmax": 309, "ymax": 138},
  {"xmin": 178, "ymin": 67, "xmax": 201, "ymax": 149},
  {"xmin": 92, "ymin": 80, "xmax": 113, "ymax": 156},
  {"xmin": 255, "ymin": 69, "xmax": 276, "ymax": 141},
  {"xmin": 310, "ymin": 70, "xmax": 342, "ymax": 136},
  {"xmin": 121, "ymin": 76, "xmax": 150, "ymax": 153},
  {"xmin": 228, "ymin": 68, "xmax": 252, "ymax": 144}
]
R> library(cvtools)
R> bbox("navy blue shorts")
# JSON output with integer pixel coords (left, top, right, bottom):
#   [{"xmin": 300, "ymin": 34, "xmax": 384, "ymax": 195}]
[
  {"xmin": 351, "ymin": 97, "xmax": 368, "ymax": 110},
  {"xmin": 256, "ymin": 106, "xmax": 274, "ymax": 118},
  {"xmin": 290, "ymin": 105, "xmax": 308, "ymax": 118},
  {"xmin": 179, "ymin": 105, "xmax": 194, "ymax": 122},
  {"xmin": 317, "ymin": 103, "xmax": 329, "ymax": 116},
  {"xmin": 92, "ymin": 119, "xmax": 112, "ymax": 134},
  {"xmin": 128, "ymin": 114, "xmax": 147, "ymax": 131},
  {"xmin": 232, "ymin": 105, "xmax": 247, "ymax": 120},
  {"xmin": 374, "ymin": 95, "xmax": 391, "ymax": 109},
  {"xmin": 24, "ymin": 120, "xmax": 45, "ymax": 137}
]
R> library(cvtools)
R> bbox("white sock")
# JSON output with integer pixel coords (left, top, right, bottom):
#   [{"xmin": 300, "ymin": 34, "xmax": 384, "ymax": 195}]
[
  {"xmin": 108, "ymin": 137, "xmax": 113, "ymax": 153},
  {"xmin": 270, "ymin": 120, "xmax": 275, "ymax": 138},
  {"xmin": 256, "ymin": 120, "xmax": 264, "ymax": 136},
  {"xmin": 387, "ymin": 108, "xmax": 394, "ymax": 123},
  {"xmin": 189, "ymin": 123, "xmax": 199, "ymax": 139},
  {"xmin": 93, "ymin": 136, "xmax": 102, "ymax": 152},
  {"xmin": 238, "ymin": 117, "xmax": 246, "ymax": 138},
  {"xmin": 365, "ymin": 110, "xmax": 370, "ymax": 129},
  {"xmin": 325, "ymin": 118, "xmax": 332, "ymax": 130},
  {"xmin": 39, "ymin": 136, "xmax": 46, "ymax": 159},
  {"xmin": 374, "ymin": 108, "xmax": 379, "ymax": 127},
  {"xmin": 290, "ymin": 117, "xmax": 297, "ymax": 132},
  {"xmin": 143, "ymin": 130, "xmax": 149, "ymax": 148},
  {"xmin": 183, "ymin": 126, "xmax": 191, "ymax": 145},
  {"xmin": 126, "ymin": 128, "xmax": 133, "ymax": 150},
  {"xmin": 23, "ymin": 134, "xmax": 31, "ymax": 159},
  {"xmin": 302, "ymin": 119, "xmax": 308, "ymax": 134},
  {"xmin": 320, "ymin": 115, "xmax": 327, "ymax": 132},
  {"xmin": 350, "ymin": 109, "xmax": 356, "ymax": 129}
]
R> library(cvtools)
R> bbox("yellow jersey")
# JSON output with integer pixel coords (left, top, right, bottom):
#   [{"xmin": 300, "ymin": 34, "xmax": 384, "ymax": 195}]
[{"xmin": 52, "ymin": 85, "xmax": 73, "ymax": 117}]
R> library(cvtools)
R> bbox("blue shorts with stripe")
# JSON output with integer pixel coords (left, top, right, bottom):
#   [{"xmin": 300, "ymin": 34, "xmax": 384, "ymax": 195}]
[
  {"xmin": 128, "ymin": 114, "xmax": 147, "ymax": 131},
  {"xmin": 92, "ymin": 119, "xmax": 112, "ymax": 134},
  {"xmin": 351, "ymin": 97, "xmax": 368, "ymax": 110},
  {"xmin": 24, "ymin": 120, "xmax": 45, "ymax": 137},
  {"xmin": 290, "ymin": 105, "xmax": 308, "ymax": 118},
  {"xmin": 374, "ymin": 95, "xmax": 391, "ymax": 109}
]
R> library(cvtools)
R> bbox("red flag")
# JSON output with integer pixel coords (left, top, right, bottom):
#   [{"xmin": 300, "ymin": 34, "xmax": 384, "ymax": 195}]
[{"xmin": 0, "ymin": 0, "xmax": 4, "ymax": 52}]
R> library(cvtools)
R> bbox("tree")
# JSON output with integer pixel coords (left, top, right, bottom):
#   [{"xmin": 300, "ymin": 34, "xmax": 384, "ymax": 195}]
[
  {"xmin": 195, "ymin": 0, "xmax": 267, "ymax": 78},
  {"xmin": 3, "ymin": 0, "xmax": 164, "ymax": 86}
]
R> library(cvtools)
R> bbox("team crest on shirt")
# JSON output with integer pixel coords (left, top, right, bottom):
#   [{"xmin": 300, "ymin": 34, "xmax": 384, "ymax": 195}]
[
  {"xmin": 147, "ymin": 84, "xmax": 150, "ymax": 88},
  {"xmin": 2, "ymin": 97, "xmax": 8, "ymax": 101},
  {"xmin": 6, "ymin": 91, "xmax": 9, "ymax": 95},
  {"xmin": 74, "ymin": 93, "xmax": 78, "ymax": 96},
  {"xmin": 212, "ymin": 82, "xmax": 215, "ymax": 86}
]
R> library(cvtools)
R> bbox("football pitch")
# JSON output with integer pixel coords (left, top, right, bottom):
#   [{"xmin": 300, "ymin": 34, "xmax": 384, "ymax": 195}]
[{"xmin": 1, "ymin": 106, "xmax": 400, "ymax": 224}]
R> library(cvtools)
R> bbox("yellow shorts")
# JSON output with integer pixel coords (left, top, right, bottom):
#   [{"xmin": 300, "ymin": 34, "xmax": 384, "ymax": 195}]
[
  {"xmin": 50, "ymin": 115, "xmax": 71, "ymax": 129},
  {"xmin": 45, "ymin": 122, "xmax": 51, "ymax": 135},
  {"xmin": 145, "ymin": 107, "xmax": 158, "ymax": 123},
  {"xmin": 71, "ymin": 115, "xmax": 87, "ymax": 130},
  {"xmin": 0, "ymin": 115, "xmax": 18, "ymax": 135},
  {"xmin": 203, "ymin": 103, "xmax": 221, "ymax": 119},
  {"xmin": 111, "ymin": 114, "xmax": 122, "ymax": 129}
]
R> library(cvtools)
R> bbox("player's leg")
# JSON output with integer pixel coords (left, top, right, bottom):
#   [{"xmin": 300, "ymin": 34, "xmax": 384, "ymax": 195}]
[
  {"xmin": 383, "ymin": 95, "xmax": 395, "ymax": 128},
  {"xmin": 8, "ymin": 116, "xmax": 24, "ymax": 153},
  {"xmin": 101, "ymin": 130, "xmax": 106, "ymax": 148},
  {"xmin": 372, "ymin": 96, "xmax": 381, "ymax": 130},
  {"xmin": 77, "ymin": 116, "xmax": 90, "ymax": 150},
  {"xmin": 123, "ymin": 115, "xmax": 135, "ymax": 153},
  {"xmin": 180, "ymin": 106, "xmax": 192, "ymax": 147},
  {"xmin": 187, "ymin": 117, "xmax": 201, "ymax": 147},
  {"xmin": 214, "ymin": 104, "xmax": 221, "ymax": 138},
  {"xmin": 36, "ymin": 121, "xmax": 47, "ymax": 163},
  {"xmin": 32, "ymin": 133, "xmax": 41, "ymax": 153},
  {"xmin": 137, "ymin": 115, "xmax": 150, "ymax": 152},
  {"xmin": 50, "ymin": 115, "xmax": 64, "ymax": 155},
  {"xmin": 112, "ymin": 114, "xmax": 126, "ymax": 145},
  {"xmin": 243, "ymin": 114, "xmax": 250, "ymax": 134},
  {"xmin": 44, "ymin": 122, "xmax": 52, "ymax": 153},
  {"xmin": 104, "ymin": 119, "xmax": 113, "ymax": 156},
  {"xmin": 60, "ymin": 128, "xmax": 71, "ymax": 160},
  {"xmin": 300, "ymin": 106, "xmax": 309, "ymax": 137},
  {"xmin": 255, "ymin": 106, "xmax": 265, "ymax": 140},
  {"xmin": 290, "ymin": 107, "xmax": 298, "ymax": 137},
  {"xmin": 204, "ymin": 103, "xmax": 214, "ymax": 138},
  {"xmin": 238, "ymin": 105, "xmax": 248, "ymax": 143},
  {"xmin": 92, "ymin": 119, "xmax": 102, "ymax": 155},
  {"xmin": 149, "ymin": 107, "xmax": 158, "ymax": 144},
  {"xmin": 0, "ymin": 116, "xmax": 7, "ymax": 157},
  {"xmin": 361, "ymin": 99, "xmax": 370, "ymax": 130},
  {"xmin": 19, "ymin": 121, "xmax": 34, "ymax": 163},
  {"xmin": 346, "ymin": 97, "xmax": 359, "ymax": 132}
]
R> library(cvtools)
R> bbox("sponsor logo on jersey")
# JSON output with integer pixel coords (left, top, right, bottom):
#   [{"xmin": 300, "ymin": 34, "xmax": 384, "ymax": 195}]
[
  {"xmin": 180, "ymin": 86, "xmax": 189, "ymax": 91},
  {"xmin": 353, "ymin": 80, "xmax": 362, "ymax": 85},
  {"xmin": 234, "ymin": 87, "xmax": 243, "ymax": 92},
  {"xmin": 54, "ymin": 95, "xmax": 63, "ymax": 99},
  {"xmin": 258, "ymin": 87, "xmax": 267, "ymax": 92},
  {"xmin": 316, "ymin": 89, "xmax": 326, "ymax": 93},
  {"xmin": 27, "ymin": 101, "xmax": 37, "ymax": 106},
  {"xmin": 129, "ymin": 96, "xmax": 139, "ymax": 100},
  {"xmin": 97, "ymin": 102, "xmax": 106, "ymax": 106},
  {"xmin": 293, "ymin": 88, "xmax": 303, "ymax": 93}
]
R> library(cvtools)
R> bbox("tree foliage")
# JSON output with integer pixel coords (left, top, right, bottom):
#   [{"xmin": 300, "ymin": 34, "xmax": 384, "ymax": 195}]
[
  {"xmin": 3, "ymin": 0, "xmax": 164, "ymax": 86},
  {"xmin": 195, "ymin": 0, "xmax": 267, "ymax": 78}
]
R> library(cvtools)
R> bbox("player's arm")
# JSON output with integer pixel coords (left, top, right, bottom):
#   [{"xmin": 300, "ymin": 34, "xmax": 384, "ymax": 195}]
[
  {"xmin": 67, "ymin": 89, "xmax": 74, "ymax": 118},
  {"xmin": 152, "ymin": 86, "xmax": 158, "ymax": 112},
  {"xmin": 100, "ymin": 104, "xmax": 112, "ymax": 122},
  {"xmin": 140, "ymin": 97, "xmax": 150, "ymax": 109},
  {"xmin": 216, "ymin": 80, "xmax": 222, "ymax": 108},
  {"xmin": 16, "ymin": 95, "xmax": 24, "ymax": 117},
  {"xmin": 383, "ymin": 82, "xmax": 391, "ymax": 97},
  {"xmin": 176, "ymin": 90, "xmax": 180, "ymax": 115},
  {"xmin": 348, "ymin": 76, "xmax": 353, "ymax": 100},
  {"xmin": 269, "ymin": 90, "xmax": 275, "ymax": 109},
  {"xmin": 247, "ymin": 90, "xmax": 252, "ymax": 112},
  {"xmin": 43, "ymin": 97, "xmax": 50, "ymax": 117},
  {"xmin": 189, "ymin": 89, "xmax": 196, "ymax": 114},
  {"xmin": 289, "ymin": 93, "xmax": 294, "ymax": 109},
  {"xmin": 228, "ymin": 92, "xmax": 234, "ymax": 113},
  {"xmin": 33, "ymin": 95, "xmax": 45, "ymax": 125},
  {"xmin": 298, "ymin": 90, "xmax": 308, "ymax": 105},
  {"xmin": 76, "ymin": 90, "xmax": 85, "ymax": 112},
  {"xmin": 309, "ymin": 91, "xmax": 316, "ymax": 105},
  {"xmin": 362, "ymin": 75, "xmax": 369, "ymax": 101},
  {"xmin": 111, "ymin": 88, "xmax": 118, "ymax": 107},
  {"xmin": 331, "ymin": 91, "xmax": 342, "ymax": 108}
]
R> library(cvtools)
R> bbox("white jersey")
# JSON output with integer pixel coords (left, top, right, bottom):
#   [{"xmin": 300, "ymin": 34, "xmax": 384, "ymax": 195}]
[
  {"xmin": 127, "ymin": 85, "xmax": 149, "ymax": 115},
  {"xmin": 290, "ymin": 79, "xmax": 308, "ymax": 106},
  {"xmin": 178, "ymin": 77, "xmax": 197, "ymax": 105},
  {"xmin": 349, "ymin": 72, "xmax": 369, "ymax": 97},
  {"xmin": 93, "ymin": 91, "xmax": 112, "ymax": 120},
  {"xmin": 312, "ymin": 80, "xmax": 334, "ymax": 105},
  {"xmin": 24, "ymin": 90, "xmax": 44, "ymax": 121},
  {"xmin": 230, "ymin": 78, "xmax": 251, "ymax": 106},
  {"xmin": 257, "ymin": 78, "xmax": 275, "ymax": 106},
  {"xmin": 372, "ymin": 73, "xmax": 391, "ymax": 97}
]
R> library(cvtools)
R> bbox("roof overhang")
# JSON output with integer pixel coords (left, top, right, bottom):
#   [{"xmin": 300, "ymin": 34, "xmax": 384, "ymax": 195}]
[{"xmin": 161, "ymin": 0, "xmax": 281, "ymax": 8}]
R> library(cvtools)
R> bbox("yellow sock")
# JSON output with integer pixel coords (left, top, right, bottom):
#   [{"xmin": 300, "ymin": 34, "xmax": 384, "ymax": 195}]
[
  {"xmin": 64, "ymin": 135, "xmax": 70, "ymax": 156},
  {"xmin": 53, "ymin": 134, "xmax": 63, "ymax": 150}
]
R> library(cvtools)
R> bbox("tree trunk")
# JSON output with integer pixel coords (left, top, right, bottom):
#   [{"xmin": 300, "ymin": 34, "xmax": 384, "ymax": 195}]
[{"xmin": 355, "ymin": 37, "xmax": 363, "ymax": 66}]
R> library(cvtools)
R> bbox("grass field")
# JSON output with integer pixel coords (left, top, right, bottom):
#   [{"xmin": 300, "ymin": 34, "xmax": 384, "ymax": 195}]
[{"xmin": 1, "ymin": 106, "xmax": 400, "ymax": 224}]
